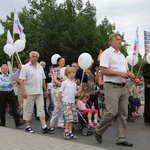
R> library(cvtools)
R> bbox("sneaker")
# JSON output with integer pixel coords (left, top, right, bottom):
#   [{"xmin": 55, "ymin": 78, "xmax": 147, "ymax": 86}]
[
  {"xmin": 69, "ymin": 133, "xmax": 77, "ymax": 139},
  {"xmin": 26, "ymin": 126, "xmax": 34, "ymax": 133},
  {"xmin": 88, "ymin": 122, "xmax": 94, "ymax": 127},
  {"xmin": 63, "ymin": 132, "xmax": 71, "ymax": 140},
  {"xmin": 42, "ymin": 126, "xmax": 54, "ymax": 134},
  {"xmin": 93, "ymin": 122, "xmax": 99, "ymax": 126}
]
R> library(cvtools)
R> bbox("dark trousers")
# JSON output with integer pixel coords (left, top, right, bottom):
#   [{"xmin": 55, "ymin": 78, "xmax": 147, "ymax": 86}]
[
  {"xmin": 128, "ymin": 104, "xmax": 133, "ymax": 119},
  {"xmin": 0, "ymin": 91, "xmax": 20, "ymax": 126},
  {"xmin": 87, "ymin": 94, "xmax": 99, "ymax": 115}
]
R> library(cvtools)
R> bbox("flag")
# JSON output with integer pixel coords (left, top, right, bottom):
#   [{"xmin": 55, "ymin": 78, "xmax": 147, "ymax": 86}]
[
  {"xmin": 7, "ymin": 30, "xmax": 13, "ymax": 44},
  {"xmin": 133, "ymin": 28, "xmax": 139, "ymax": 56},
  {"xmin": 144, "ymin": 30, "xmax": 150, "ymax": 55},
  {"xmin": 97, "ymin": 49, "xmax": 103, "ymax": 61},
  {"xmin": 13, "ymin": 8, "xmax": 26, "ymax": 42}
]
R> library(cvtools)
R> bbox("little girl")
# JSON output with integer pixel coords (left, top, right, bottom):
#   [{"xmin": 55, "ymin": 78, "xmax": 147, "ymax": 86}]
[{"xmin": 77, "ymin": 92, "xmax": 99, "ymax": 127}]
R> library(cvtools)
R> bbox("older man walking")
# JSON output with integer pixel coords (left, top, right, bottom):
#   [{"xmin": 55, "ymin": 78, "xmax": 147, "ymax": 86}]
[{"xmin": 19, "ymin": 51, "xmax": 54, "ymax": 133}]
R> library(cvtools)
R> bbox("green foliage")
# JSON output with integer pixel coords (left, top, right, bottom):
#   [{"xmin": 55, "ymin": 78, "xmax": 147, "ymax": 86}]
[{"xmin": 0, "ymin": 0, "xmax": 131, "ymax": 68}]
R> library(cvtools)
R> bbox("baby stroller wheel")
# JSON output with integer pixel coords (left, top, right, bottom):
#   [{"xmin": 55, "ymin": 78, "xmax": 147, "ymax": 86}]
[
  {"xmin": 87, "ymin": 128, "xmax": 92, "ymax": 135},
  {"xmin": 82, "ymin": 126, "xmax": 89, "ymax": 136}
]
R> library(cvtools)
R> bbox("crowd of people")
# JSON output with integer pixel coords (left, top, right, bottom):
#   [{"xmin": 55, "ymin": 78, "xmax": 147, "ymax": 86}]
[{"xmin": 0, "ymin": 33, "xmax": 149, "ymax": 147}]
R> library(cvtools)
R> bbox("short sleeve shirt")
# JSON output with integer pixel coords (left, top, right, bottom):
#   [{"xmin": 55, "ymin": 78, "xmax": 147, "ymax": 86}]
[
  {"xmin": 19, "ymin": 62, "xmax": 46, "ymax": 95},
  {"xmin": 60, "ymin": 79, "xmax": 77, "ymax": 103},
  {"xmin": 100, "ymin": 46, "xmax": 128, "ymax": 83}
]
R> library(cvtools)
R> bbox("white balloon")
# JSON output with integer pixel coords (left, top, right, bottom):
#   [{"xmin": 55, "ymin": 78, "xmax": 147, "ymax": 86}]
[
  {"xmin": 126, "ymin": 55, "xmax": 138, "ymax": 66},
  {"xmin": 60, "ymin": 67, "xmax": 67, "ymax": 78},
  {"xmin": 4, "ymin": 44, "xmax": 15, "ymax": 57},
  {"xmin": 51, "ymin": 54, "xmax": 60, "ymax": 64},
  {"xmin": 14, "ymin": 39, "xmax": 25, "ymax": 52},
  {"xmin": 78, "ymin": 53, "xmax": 93, "ymax": 69},
  {"xmin": 126, "ymin": 56, "xmax": 130, "ymax": 62},
  {"xmin": 146, "ymin": 53, "xmax": 150, "ymax": 64}
]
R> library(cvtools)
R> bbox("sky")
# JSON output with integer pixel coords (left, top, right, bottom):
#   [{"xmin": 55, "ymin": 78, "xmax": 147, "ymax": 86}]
[{"xmin": 0, "ymin": 0, "xmax": 150, "ymax": 56}]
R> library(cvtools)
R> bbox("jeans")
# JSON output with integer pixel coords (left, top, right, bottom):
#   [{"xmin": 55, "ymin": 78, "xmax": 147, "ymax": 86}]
[{"xmin": 48, "ymin": 89, "xmax": 54, "ymax": 112}]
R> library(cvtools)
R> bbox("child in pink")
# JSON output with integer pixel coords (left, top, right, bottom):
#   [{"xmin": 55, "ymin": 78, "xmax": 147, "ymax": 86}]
[{"xmin": 77, "ymin": 92, "xmax": 98, "ymax": 127}]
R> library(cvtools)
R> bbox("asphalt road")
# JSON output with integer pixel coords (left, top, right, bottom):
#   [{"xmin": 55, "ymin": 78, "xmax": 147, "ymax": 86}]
[{"xmin": 5, "ymin": 105, "xmax": 150, "ymax": 150}]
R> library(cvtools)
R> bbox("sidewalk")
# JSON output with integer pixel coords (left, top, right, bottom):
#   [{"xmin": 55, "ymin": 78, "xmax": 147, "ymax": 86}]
[{"xmin": 0, "ymin": 127, "xmax": 107, "ymax": 150}]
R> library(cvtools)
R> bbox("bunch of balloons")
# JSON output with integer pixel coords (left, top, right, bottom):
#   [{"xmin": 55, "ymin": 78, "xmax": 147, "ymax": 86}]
[
  {"xmin": 3, "ymin": 39, "xmax": 25, "ymax": 58},
  {"xmin": 50, "ymin": 52, "xmax": 93, "ymax": 81}
]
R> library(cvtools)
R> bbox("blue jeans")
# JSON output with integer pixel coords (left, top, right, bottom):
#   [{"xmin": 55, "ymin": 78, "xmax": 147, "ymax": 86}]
[{"xmin": 48, "ymin": 89, "xmax": 54, "ymax": 112}]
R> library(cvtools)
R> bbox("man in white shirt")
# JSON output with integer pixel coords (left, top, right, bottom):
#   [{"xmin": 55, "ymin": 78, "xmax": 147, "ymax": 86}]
[
  {"xmin": 95, "ymin": 33, "xmax": 134, "ymax": 147},
  {"xmin": 19, "ymin": 51, "xmax": 53, "ymax": 133}
]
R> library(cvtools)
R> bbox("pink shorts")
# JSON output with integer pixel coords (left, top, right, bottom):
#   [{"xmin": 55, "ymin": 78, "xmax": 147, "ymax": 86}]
[{"xmin": 81, "ymin": 109, "xmax": 98, "ymax": 115}]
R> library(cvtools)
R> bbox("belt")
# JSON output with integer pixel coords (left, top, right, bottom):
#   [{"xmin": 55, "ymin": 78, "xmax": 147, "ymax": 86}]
[
  {"xmin": 105, "ymin": 82, "xmax": 126, "ymax": 87},
  {"xmin": 0, "ymin": 90, "xmax": 13, "ymax": 93}
]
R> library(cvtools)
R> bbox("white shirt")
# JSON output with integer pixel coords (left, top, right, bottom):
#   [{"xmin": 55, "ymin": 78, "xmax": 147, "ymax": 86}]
[
  {"xmin": 100, "ymin": 46, "xmax": 128, "ymax": 83},
  {"xmin": 60, "ymin": 78, "xmax": 77, "ymax": 103},
  {"xmin": 19, "ymin": 62, "xmax": 46, "ymax": 95}
]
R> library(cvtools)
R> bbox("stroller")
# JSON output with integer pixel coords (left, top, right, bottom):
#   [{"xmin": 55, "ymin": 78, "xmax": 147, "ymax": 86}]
[
  {"xmin": 75, "ymin": 98, "xmax": 95, "ymax": 136},
  {"xmin": 76, "ymin": 109, "xmax": 92, "ymax": 136}
]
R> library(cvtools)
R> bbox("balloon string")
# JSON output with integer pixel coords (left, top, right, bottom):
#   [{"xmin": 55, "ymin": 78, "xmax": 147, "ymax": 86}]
[
  {"xmin": 131, "ymin": 59, "xmax": 134, "ymax": 72},
  {"xmin": 14, "ymin": 53, "xmax": 20, "ymax": 64},
  {"xmin": 80, "ymin": 70, "xmax": 84, "ymax": 87},
  {"xmin": 16, "ymin": 52, "xmax": 22, "ymax": 65},
  {"xmin": 10, "ymin": 55, "xmax": 13, "ymax": 83}
]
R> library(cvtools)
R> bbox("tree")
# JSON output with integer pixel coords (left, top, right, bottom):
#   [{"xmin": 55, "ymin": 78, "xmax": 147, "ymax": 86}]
[{"xmin": 0, "ymin": 0, "xmax": 129, "ymax": 68}]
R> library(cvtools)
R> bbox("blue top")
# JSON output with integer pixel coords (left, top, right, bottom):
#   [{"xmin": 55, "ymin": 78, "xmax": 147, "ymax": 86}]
[{"xmin": 0, "ymin": 69, "xmax": 20, "ymax": 91}]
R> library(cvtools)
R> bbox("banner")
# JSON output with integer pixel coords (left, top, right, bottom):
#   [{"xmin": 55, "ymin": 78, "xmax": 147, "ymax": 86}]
[
  {"xmin": 133, "ymin": 28, "xmax": 139, "ymax": 56},
  {"xmin": 144, "ymin": 31, "xmax": 150, "ymax": 55},
  {"xmin": 7, "ymin": 30, "xmax": 13, "ymax": 44},
  {"xmin": 13, "ymin": 8, "xmax": 26, "ymax": 42}
]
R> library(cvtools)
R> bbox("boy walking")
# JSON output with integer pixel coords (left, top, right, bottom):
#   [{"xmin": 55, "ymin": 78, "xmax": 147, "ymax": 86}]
[{"xmin": 57, "ymin": 66, "xmax": 80, "ymax": 140}]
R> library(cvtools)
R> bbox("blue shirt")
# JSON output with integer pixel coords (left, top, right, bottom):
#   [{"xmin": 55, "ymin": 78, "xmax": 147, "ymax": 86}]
[{"xmin": 0, "ymin": 69, "xmax": 20, "ymax": 91}]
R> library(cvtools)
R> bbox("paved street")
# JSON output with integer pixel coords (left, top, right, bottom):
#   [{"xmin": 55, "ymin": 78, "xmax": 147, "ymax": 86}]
[{"xmin": 1, "ymin": 105, "xmax": 150, "ymax": 150}]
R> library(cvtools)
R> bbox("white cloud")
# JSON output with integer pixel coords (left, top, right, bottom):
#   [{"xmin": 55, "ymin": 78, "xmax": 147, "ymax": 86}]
[{"xmin": 0, "ymin": 0, "xmax": 150, "ymax": 56}]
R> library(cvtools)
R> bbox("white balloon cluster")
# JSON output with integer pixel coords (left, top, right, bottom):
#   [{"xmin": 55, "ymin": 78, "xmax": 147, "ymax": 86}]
[
  {"xmin": 3, "ymin": 39, "xmax": 25, "ymax": 57},
  {"xmin": 126, "ymin": 55, "xmax": 138, "ymax": 66},
  {"xmin": 51, "ymin": 52, "xmax": 93, "ymax": 83}
]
